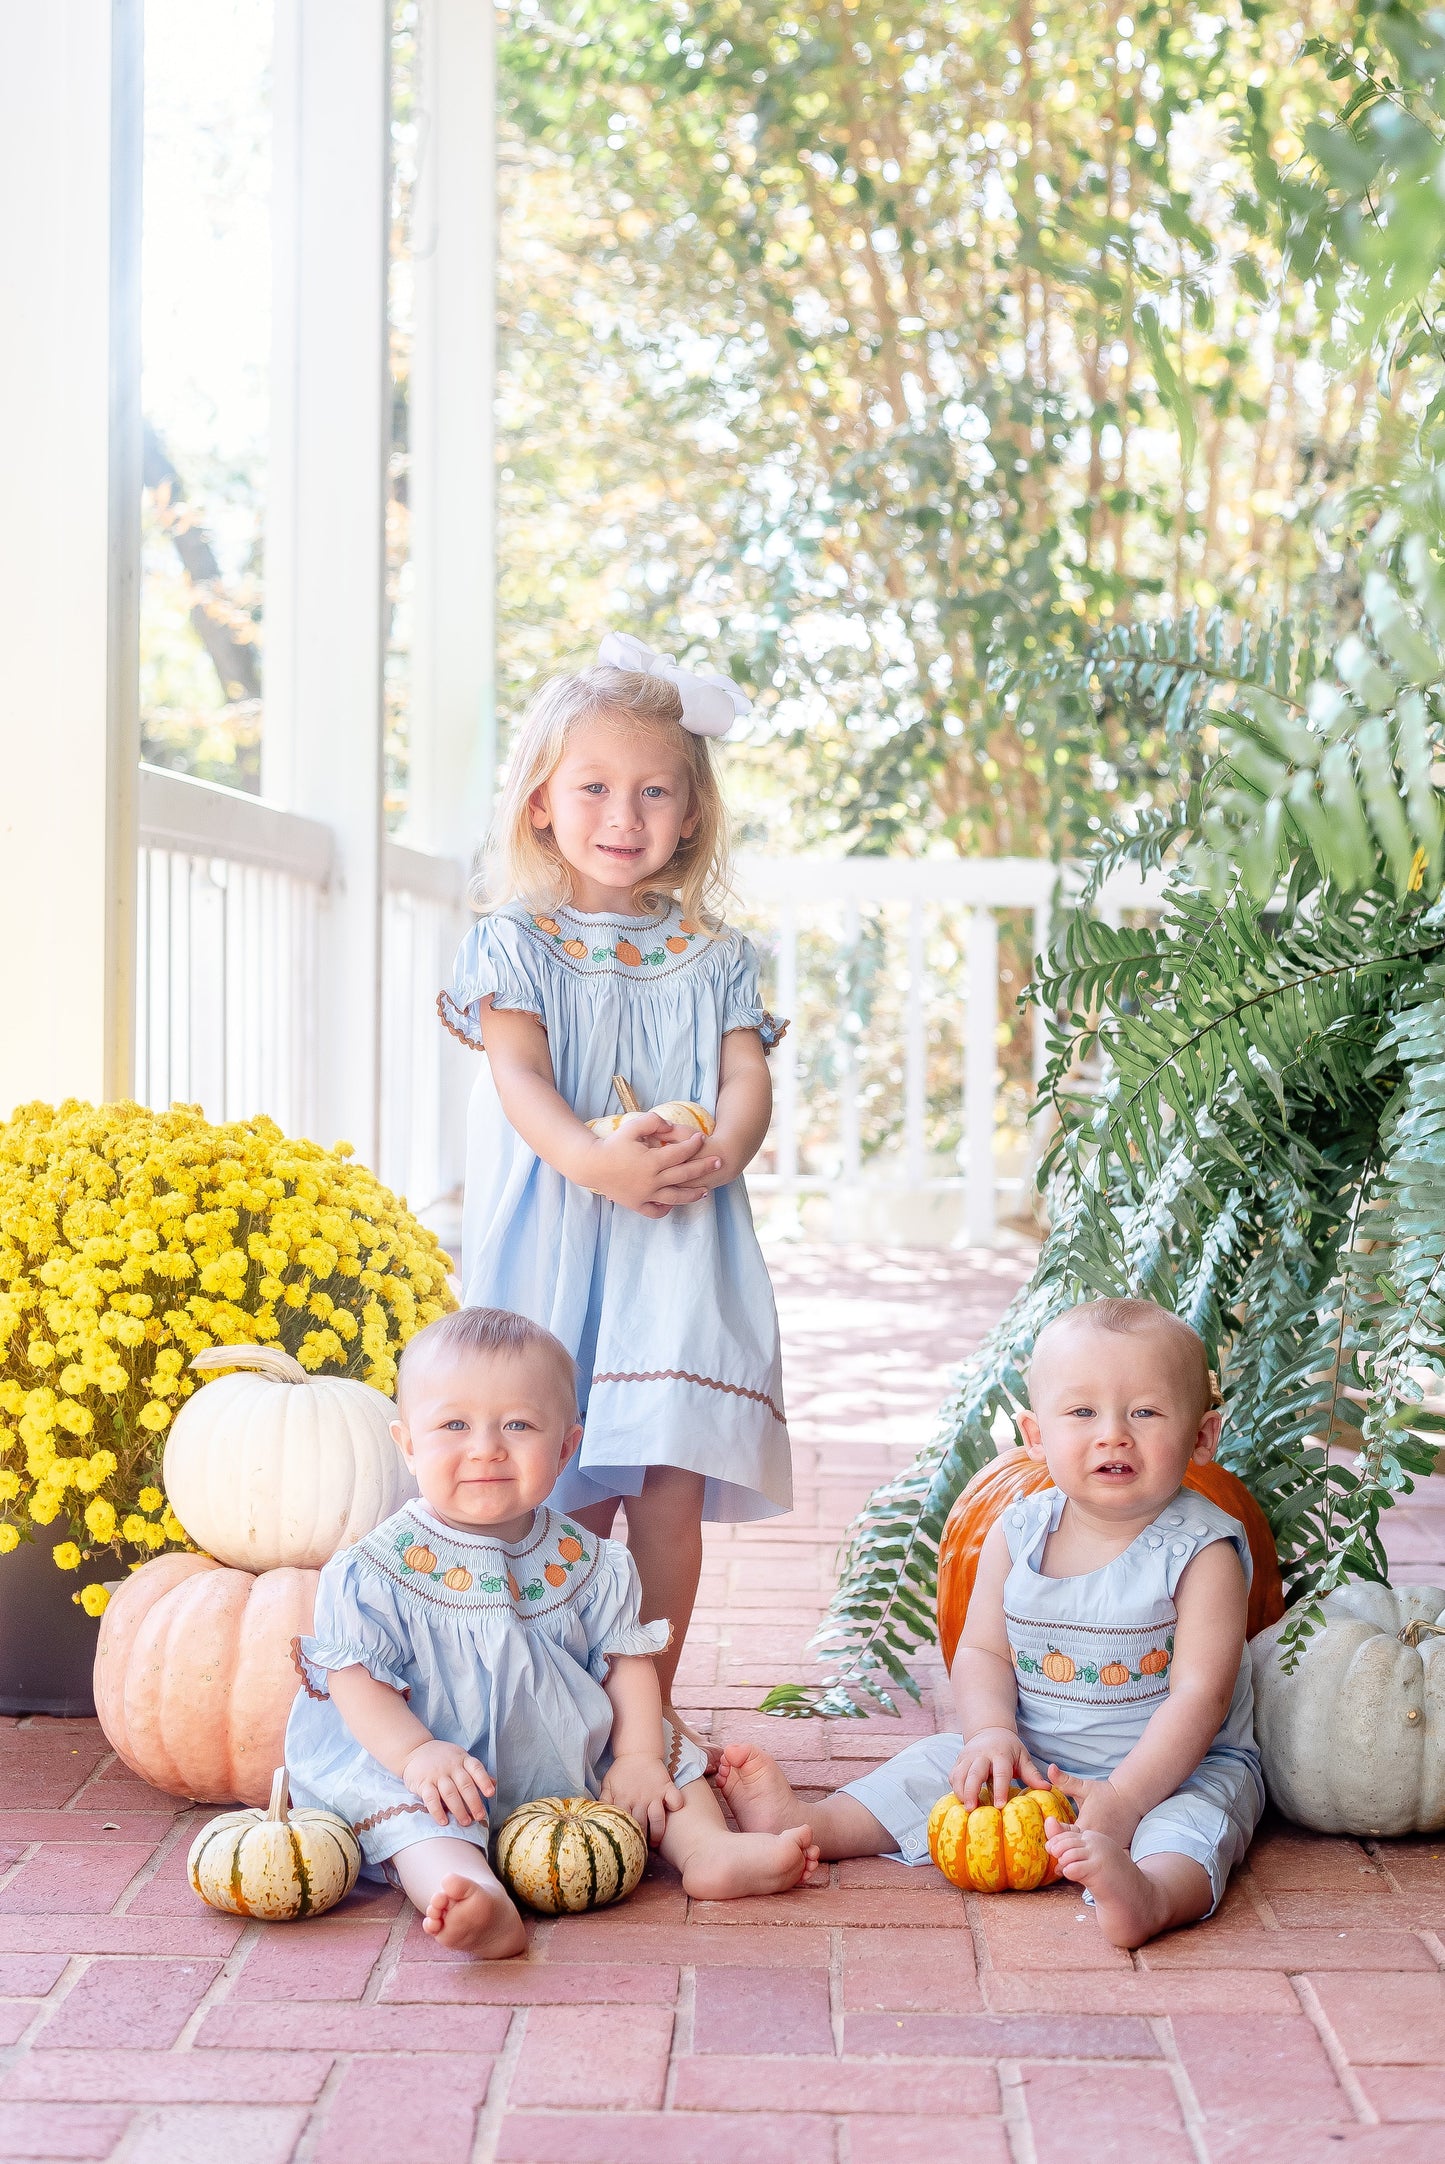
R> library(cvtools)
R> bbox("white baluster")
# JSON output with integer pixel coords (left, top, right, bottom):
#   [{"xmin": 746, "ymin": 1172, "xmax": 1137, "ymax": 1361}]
[
  {"xmin": 963, "ymin": 905, "xmax": 998, "ymax": 1246},
  {"xmin": 904, "ymin": 898, "xmax": 926, "ymax": 1188}
]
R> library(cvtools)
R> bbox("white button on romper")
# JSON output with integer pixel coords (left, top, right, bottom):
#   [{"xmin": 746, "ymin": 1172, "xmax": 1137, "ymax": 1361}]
[{"xmin": 840, "ymin": 1485, "xmax": 1265, "ymax": 1911}]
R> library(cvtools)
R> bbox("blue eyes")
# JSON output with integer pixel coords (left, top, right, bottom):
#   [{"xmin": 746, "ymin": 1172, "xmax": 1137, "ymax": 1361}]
[{"xmin": 579, "ymin": 783, "xmax": 668, "ymax": 799}]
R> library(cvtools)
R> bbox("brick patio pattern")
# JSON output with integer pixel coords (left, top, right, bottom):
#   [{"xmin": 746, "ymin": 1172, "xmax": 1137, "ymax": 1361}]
[{"xmin": 3, "ymin": 1242, "xmax": 1444, "ymax": 2162}]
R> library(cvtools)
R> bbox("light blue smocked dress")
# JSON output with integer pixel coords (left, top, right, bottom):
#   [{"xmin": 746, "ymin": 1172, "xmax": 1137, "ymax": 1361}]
[
  {"xmin": 438, "ymin": 899, "xmax": 791, "ymax": 1523},
  {"xmin": 284, "ymin": 1500, "xmax": 707, "ymax": 1875},
  {"xmin": 843, "ymin": 1483, "xmax": 1265, "ymax": 1910}
]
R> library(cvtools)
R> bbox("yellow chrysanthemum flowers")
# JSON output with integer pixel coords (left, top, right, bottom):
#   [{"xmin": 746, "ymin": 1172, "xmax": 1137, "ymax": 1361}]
[{"xmin": 1, "ymin": 1099, "xmax": 454, "ymax": 1579}]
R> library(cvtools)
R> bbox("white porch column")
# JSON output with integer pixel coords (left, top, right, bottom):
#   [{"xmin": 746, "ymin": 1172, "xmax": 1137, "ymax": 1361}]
[
  {"xmin": 264, "ymin": 1, "xmax": 390, "ymax": 1164},
  {"xmin": 0, "ymin": 1, "xmax": 142, "ymax": 1117},
  {"xmin": 405, "ymin": 0, "xmax": 497, "ymax": 868}
]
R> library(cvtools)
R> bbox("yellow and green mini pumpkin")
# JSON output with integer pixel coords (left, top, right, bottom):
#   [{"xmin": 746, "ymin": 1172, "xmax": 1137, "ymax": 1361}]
[
  {"xmin": 927, "ymin": 1780, "xmax": 1076, "ymax": 1894},
  {"xmin": 493, "ymin": 1794, "xmax": 646, "ymax": 1914},
  {"xmin": 188, "ymin": 1765, "xmax": 360, "ymax": 1920}
]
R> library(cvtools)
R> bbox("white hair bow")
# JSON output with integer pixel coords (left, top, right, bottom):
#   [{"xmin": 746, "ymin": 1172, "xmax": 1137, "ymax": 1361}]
[{"xmin": 597, "ymin": 630, "xmax": 751, "ymax": 739}]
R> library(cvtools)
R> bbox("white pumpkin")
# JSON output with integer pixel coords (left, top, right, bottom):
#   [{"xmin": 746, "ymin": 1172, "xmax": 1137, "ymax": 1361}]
[
  {"xmin": 1251, "ymin": 1581, "xmax": 1445, "ymax": 1836},
  {"xmin": 188, "ymin": 1765, "xmax": 361, "ymax": 1919},
  {"xmin": 163, "ymin": 1345, "xmax": 415, "ymax": 1572}
]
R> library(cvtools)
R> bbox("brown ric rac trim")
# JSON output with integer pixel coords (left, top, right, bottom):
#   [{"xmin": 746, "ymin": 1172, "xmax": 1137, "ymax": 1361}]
[
  {"xmin": 1019, "ymin": 1677, "xmax": 1170, "ymax": 1707},
  {"xmin": 435, "ymin": 989, "xmax": 482, "ymax": 1052},
  {"xmin": 290, "ymin": 1636, "xmax": 329, "ymax": 1701},
  {"xmin": 664, "ymin": 1720, "xmax": 684, "ymax": 1782},
  {"xmin": 403, "ymin": 1504, "xmax": 553, "ymax": 1560},
  {"xmin": 589, "ymin": 1369, "xmax": 786, "ymax": 1425},
  {"xmin": 352, "ymin": 1800, "xmax": 433, "ymax": 1835},
  {"xmin": 1004, "ymin": 1613, "xmax": 1175, "ymax": 1639}
]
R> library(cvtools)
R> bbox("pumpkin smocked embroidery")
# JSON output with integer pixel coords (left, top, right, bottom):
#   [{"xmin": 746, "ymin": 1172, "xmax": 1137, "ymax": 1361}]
[{"xmin": 364, "ymin": 1507, "xmax": 600, "ymax": 1619}]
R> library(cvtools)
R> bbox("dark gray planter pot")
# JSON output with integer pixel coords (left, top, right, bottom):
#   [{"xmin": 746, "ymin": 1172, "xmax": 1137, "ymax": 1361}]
[{"xmin": 0, "ymin": 1518, "xmax": 113, "ymax": 1716}]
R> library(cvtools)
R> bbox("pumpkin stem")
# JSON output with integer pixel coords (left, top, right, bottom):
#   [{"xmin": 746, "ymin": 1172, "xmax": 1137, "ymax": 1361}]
[
  {"xmin": 266, "ymin": 1766, "xmax": 291, "ymax": 1824},
  {"xmin": 1399, "ymin": 1619, "xmax": 1445, "ymax": 1647},
  {"xmin": 190, "ymin": 1346, "xmax": 311, "ymax": 1386},
  {"xmin": 612, "ymin": 1074, "xmax": 641, "ymax": 1116}
]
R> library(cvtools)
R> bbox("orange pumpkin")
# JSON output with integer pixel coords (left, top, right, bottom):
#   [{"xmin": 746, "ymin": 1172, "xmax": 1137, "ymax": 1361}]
[
  {"xmin": 665, "ymin": 936, "xmax": 690, "ymax": 953},
  {"xmin": 1099, "ymin": 1661, "xmax": 1130, "ymax": 1687},
  {"xmin": 506, "ymin": 1571, "xmax": 523, "ymax": 1601},
  {"xmin": 544, "ymin": 1563, "xmax": 568, "ymax": 1587},
  {"xmin": 403, "ymin": 1544, "xmax": 437, "ymax": 1574},
  {"xmin": 563, "ymin": 939, "xmax": 588, "ymax": 959},
  {"xmin": 1040, "ymin": 1648, "xmax": 1075, "ymax": 1684},
  {"xmin": 936, "ymin": 1451, "xmax": 1285, "ymax": 1669},
  {"xmin": 616, "ymin": 939, "xmax": 643, "ymax": 966},
  {"xmin": 442, "ymin": 1566, "xmax": 473, "ymax": 1592},
  {"xmin": 533, "ymin": 916, "xmax": 561, "ymax": 935},
  {"xmin": 679, "ymin": 919, "xmax": 701, "ymax": 935},
  {"xmin": 557, "ymin": 1536, "xmax": 585, "ymax": 1563},
  {"xmin": 94, "ymin": 1554, "xmax": 318, "ymax": 1806},
  {"xmin": 928, "ymin": 1780, "xmax": 1077, "ymax": 1893},
  {"xmin": 1140, "ymin": 1646, "xmax": 1171, "ymax": 1676}
]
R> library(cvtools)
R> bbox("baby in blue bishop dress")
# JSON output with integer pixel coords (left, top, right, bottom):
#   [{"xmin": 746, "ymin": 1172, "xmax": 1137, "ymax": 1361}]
[{"xmin": 285, "ymin": 1306, "xmax": 819, "ymax": 1958}]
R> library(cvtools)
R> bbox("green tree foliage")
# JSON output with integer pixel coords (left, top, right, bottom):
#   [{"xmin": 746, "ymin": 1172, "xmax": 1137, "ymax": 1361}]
[
  {"xmin": 498, "ymin": 0, "xmax": 1380, "ymax": 856},
  {"xmin": 763, "ymin": 0, "xmax": 1445, "ymax": 1716}
]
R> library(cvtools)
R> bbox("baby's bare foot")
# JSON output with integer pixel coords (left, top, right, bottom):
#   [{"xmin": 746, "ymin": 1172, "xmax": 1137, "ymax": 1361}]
[
  {"xmin": 1044, "ymin": 1821, "xmax": 1168, "ymax": 1949},
  {"xmin": 422, "ymin": 1873, "xmax": 527, "ymax": 1959},
  {"xmin": 682, "ymin": 1823, "xmax": 822, "ymax": 1901},
  {"xmin": 715, "ymin": 1742, "xmax": 802, "ymax": 1833}
]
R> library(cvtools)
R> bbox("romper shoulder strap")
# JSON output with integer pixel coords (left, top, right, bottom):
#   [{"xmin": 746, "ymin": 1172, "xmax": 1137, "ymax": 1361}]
[
  {"xmin": 998, "ymin": 1482, "xmax": 1061, "ymax": 1565},
  {"xmin": 1149, "ymin": 1491, "xmax": 1253, "ymax": 1599}
]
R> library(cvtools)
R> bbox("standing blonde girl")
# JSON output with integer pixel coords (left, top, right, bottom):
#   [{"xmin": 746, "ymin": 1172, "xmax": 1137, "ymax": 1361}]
[{"xmin": 438, "ymin": 634, "xmax": 790, "ymax": 1746}]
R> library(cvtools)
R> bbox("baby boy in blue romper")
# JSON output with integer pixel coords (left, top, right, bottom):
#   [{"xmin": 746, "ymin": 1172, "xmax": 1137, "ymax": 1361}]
[{"xmin": 719, "ymin": 1297, "xmax": 1264, "ymax": 1947}]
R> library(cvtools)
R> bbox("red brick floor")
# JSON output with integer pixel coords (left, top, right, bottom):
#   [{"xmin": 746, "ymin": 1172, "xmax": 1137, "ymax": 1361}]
[{"xmin": 3, "ymin": 1242, "xmax": 1444, "ymax": 2163}]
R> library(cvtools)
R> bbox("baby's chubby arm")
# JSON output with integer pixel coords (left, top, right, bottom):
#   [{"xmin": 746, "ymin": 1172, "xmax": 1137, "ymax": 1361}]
[
  {"xmin": 949, "ymin": 1519, "xmax": 1050, "ymax": 1806},
  {"xmin": 599, "ymin": 1653, "xmax": 682, "ymax": 1843},
  {"xmin": 1053, "ymin": 1539, "xmax": 1248, "ymax": 1843},
  {"xmin": 480, "ymin": 1000, "xmax": 720, "ymax": 1216},
  {"xmin": 327, "ymin": 1664, "xmax": 495, "ymax": 1829}
]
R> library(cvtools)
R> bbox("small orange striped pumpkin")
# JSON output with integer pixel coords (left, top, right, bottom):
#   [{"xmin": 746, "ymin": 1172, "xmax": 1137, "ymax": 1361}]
[
  {"xmin": 188, "ymin": 1766, "xmax": 360, "ymax": 1920},
  {"xmin": 928, "ymin": 1780, "xmax": 1077, "ymax": 1893},
  {"xmin": 494, "ymin": 1794, "xmax": 646, "ymax": 1914}
]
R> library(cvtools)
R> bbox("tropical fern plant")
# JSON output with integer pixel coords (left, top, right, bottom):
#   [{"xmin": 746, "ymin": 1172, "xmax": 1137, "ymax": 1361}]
[
  {"xmin": 764, "ymin": 556, "xmax": 1445, "ymax": 1718},
  {"xmin": 764, "ymin": 0, "xmax": 1445, "ymax": 1721}
]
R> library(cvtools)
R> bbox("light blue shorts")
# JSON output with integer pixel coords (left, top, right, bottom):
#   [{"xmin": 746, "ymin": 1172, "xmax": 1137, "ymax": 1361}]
[{"xmin": 841, "ymin": 1732, "xmax": 1263, "ymax": 1914}]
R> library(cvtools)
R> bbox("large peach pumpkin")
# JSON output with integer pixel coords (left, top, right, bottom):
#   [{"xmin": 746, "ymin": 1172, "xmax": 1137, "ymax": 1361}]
[
  {"xmin": 94, "ymin": 1553, "xmax": 317, "ymax": 1806},
  {"xmin": 936, "ymin": 1451, "xmax": 1285, "ymax": 1670}
]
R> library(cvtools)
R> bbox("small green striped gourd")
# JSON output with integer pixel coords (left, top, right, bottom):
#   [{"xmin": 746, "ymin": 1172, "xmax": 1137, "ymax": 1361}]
[
  {"xmin": 188, "ymin": 1766, "xmax": 360, "ymax": 1920},
  {"xmin": 494, "ymin": 1794, "xmax": 646, "ymax": 1914}
]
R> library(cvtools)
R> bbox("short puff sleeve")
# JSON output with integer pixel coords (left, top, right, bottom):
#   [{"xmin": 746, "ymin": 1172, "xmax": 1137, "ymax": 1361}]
[
  {"xmin": 298, "ymin": 1551, "xmax": 412, "ymax": 1697},
  {"xmin": 438, "ymin": 913, "xmax": 548, "ymax": 1051},
  {"xmin": 721, "ymin": 932, "xmax": 789, "ymax": 1052},
  {"xmin": 575, "ymin": 1538, "xmax": 670, "ymax": 1683}
]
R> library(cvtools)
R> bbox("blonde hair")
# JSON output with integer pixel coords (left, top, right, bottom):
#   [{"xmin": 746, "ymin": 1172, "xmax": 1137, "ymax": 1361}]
[
  {"xmin": 1031, "ymin": 1297, "xmax": 1218, "ymax": 1412},
  {"xmin": 396, "ymin": 1305, "xmax": 577, "ymax": 1417},
  {"xmin": 477, "ymin": 665, "xmax": 733, "ymax": 925}
]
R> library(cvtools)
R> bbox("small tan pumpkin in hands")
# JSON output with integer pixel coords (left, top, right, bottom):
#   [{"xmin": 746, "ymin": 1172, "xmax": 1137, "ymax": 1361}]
[
  {"xmin": 189, "ymin": 1766, "xmax": 360, "ymax": 1919},
  {"xmin": 94, "ymin": 1552, "xmax": 317, "ymax": 1805},
  {"xmin": 494, "ymin": 1795, "xmax": 647, "ymax": 1914},
  {"xmin": 163, "ymin": 1345, "xmax": 415, "ymax": 1573},
  {"xmin": 586, "ymin": 1074, "xmax": 714, "ymax": 1140},
  {"xmin": 928, "ymin": 1780, "xmax": 1077, "ymax": 1894}
]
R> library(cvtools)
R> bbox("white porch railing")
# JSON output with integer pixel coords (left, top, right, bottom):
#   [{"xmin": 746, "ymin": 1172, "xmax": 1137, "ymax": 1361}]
[
  {"xmin": 133, "ymin": 769, "xmax": 1163, "ymax": 1247},
  {"xmin": 732, "ymin": 854, "xmax": 1058, "ymax": 1246},
  {"xmin": 135, "ymin": 764, "xmax": 472, "ymax": 1214}
]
